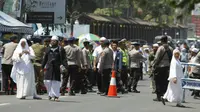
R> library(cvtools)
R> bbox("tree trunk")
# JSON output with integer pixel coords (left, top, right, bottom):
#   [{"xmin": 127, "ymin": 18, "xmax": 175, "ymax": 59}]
[
  {"xmin": 129, "ymin": 0, "xmax": 134, "ymax": 17},
  {"xmin": 112, "ymin": 4, "xmax": 115, "ymax": 16},
  {"xmin": 103, "ymin": 0, "xmax": 106, "ymax": 8},
  {"xmin": 0, "ymin": 0, "xmax": 5, "ymax": 11}
]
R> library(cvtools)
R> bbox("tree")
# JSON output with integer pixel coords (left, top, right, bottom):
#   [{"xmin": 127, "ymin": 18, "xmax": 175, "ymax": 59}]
[
  {"xmin": 169, "ymin": 0, "xmax": 199, "ymax": 13},
  {"xmin": 0, "ymin": 0, "xmax": 5, "ymax": 11}
]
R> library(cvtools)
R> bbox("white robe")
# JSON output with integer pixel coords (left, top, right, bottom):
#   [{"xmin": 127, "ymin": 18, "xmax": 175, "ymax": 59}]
[
  {"xmin": 163, "ymin": 53, "xmax": 184, "ymax": 103},
  {"xmin": 11, "ymin": 39, "xmax": 36, "ymax": 98}
]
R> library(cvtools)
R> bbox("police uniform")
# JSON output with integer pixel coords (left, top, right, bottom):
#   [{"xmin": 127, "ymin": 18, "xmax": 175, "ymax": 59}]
[
  {"xmin": 129, "ymin": 44, "xmax": 146, "ymax": 93},
  {"xmin": 99, "ymin": 40, "xmax": 113, "ymax": 95}
]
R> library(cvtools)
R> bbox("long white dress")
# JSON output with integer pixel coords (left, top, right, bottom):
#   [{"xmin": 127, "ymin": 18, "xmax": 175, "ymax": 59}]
[
  {"xmin": 11, "ymin": 39, "xmax": 36, "ymax": 99},
  {"xmin": 163, "ymin": 50, "xmax": 184, "ymax": 103}
]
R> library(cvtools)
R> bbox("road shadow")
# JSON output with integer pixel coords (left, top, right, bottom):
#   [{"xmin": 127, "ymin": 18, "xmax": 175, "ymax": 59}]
[
  {"xmin": 56, "ymin": 100, "xmax": 81, "ymax": 103},
  {"xmin": 169, "ymin": 105, "xmax": 195, "ymax": 109}
]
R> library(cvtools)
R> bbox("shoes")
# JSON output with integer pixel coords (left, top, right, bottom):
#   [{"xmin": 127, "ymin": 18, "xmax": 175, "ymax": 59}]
[
  {"xmin": 20, "ymin": 96, "xmax": 26, "ymax": 100},
  {"xmin": 176, "ymin": 104, "xmax": 185, "ymax": 108},
  {"xmin": 10, "ymin": 91, "xmax": 16, "ymax": 95},
  {"xmin": 97, "ymin": 91, "xmax": 101, "ymax": 94},
  {"xmin": 100, "ymin": 93, "xmax": 107, "ymax": 96},
  {"xmin": 81, "ymin": 91, "xmax": 87, "ymax": 94},
  {"xmin": 133, "ymin": 90, "xmax": 140, "ymax": 93},
  {"xmin": 128, "ymin": 89, "xmax": 132, "ymax": 92},
  {"xmin": 153, "ymin": 98, "xmax": 161, "ymax": 102},
  {"xmin": 161, "ymin": 97, "xmax": 166, "ymax": 105},
  {"xmin": 68, "ymin": 92, "xmax": 76, "ymax": 96}
]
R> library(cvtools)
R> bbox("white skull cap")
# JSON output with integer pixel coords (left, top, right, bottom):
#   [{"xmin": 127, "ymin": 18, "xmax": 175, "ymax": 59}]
[
  {"xmin": 51, "ymin": 35, "xmax": 59, "ymax": 41},
  {"xmin": 153, "ymin": 44, "xmax": 159, "ymax": 47},
  {"xmin": 100, "ymin": 37, "xmax": 106, "ymax": 41},
  {"xmin": 192, "ymin": 48, "xmax": 199, "ymax": 53}
]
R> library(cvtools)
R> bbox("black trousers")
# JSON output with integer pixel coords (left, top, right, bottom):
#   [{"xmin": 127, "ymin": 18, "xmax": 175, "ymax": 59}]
[
  {"xmin": 101, "ymin": 69, "xmax": 111, "ymax": 94},
  {"xmin": 154, "ymin": 67, "xmax": 169, "ymax": 98},
  {"xmin": 129, "ymin": 68, "xmax": 141, "ymax": 90},
  {"xmin": 192, "ymin": 73, "xmax": 200, "ymax": 97},
  {"xmin": 60, "ymin": 72, "xmax": 69, "ymax": 92},
  {"xmin": 95, "ymin": 69, "xmax": 102, "ymax": 92},
  {"xmin": 2, "ymin": 64, "xmax": 15, "ymax": 92},
  {"xmin": 88, "ymin": 69, "xmax": 95, "ymax": 86},
  {"xmin": 68, "ymin": 65, "xmax": 79, "ymax": 92},
  {"xmin": 116, "ymin": 71, "xmax": 124, "ymax": 90},
  {"xmin": 121, "ymin": 66, "xmax": 128, "ymax": 88}
]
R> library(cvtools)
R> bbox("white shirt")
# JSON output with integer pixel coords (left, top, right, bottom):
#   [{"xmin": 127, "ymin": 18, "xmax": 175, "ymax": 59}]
[
  {"xmin": 92, "ymin": 45, "xmax": 103, "ymax": 68},
  {"xmin": 113, "ymin": 51, "xmax": 117, "ymax": 61}
]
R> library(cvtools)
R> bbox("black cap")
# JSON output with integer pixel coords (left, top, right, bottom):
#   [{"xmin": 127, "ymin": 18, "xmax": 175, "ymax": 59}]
[
  {"xmin": 161, "ymin": 35, "xmax": 168, "ymax": 40},
  {"xmin": 103, "ymin": 39, "xmax": 110, "ymax": 45},
  {"xmin": 10, "ymin": 35, "xmax": 18, "ymax": 41}
]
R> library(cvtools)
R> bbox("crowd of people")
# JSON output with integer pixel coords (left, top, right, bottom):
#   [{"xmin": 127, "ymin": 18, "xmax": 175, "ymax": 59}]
[{"xmin": 1, "ymin": 35, "xmax": 200, "ymax": 107}]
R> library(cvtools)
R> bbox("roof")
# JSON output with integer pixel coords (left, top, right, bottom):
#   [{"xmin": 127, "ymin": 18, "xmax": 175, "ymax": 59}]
[
  {"xmin": 80, "ymin": 14, "xmax": 187, "ymax": 28},
  {"xmin": 82, "ymin": 14, "xmax": 158, "ymax": 26},
  {"xmin": 0, "ymin": 11, "xmax": 33, "ymax": 34}
]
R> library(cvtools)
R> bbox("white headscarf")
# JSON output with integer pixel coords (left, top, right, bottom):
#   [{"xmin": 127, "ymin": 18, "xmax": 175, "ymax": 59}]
[
  {"xmin": 168, "ymin": 49, "xmax": 181, "ymax": 80},
  {"xmin": 13, "ymin": 38, "xmax": 31, "ymax": 64},
  {"xmin": 11, "ymin": 38, "xmax": 35, "ymax": 82}
]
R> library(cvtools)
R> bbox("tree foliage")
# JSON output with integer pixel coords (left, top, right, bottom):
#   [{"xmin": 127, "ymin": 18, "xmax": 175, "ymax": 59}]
[{"xmin": 169, "ymin": 0, "xmax": 199, "ymax": 13}]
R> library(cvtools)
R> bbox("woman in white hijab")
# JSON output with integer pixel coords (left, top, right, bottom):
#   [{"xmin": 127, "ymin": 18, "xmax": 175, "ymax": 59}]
[
  {"xmin": 161, "ymin": 49, "xmax": 185, "ymax": 107},
  {"xmin": 11, "ymin": 38, "xmax": 41, "ymax": 100}
]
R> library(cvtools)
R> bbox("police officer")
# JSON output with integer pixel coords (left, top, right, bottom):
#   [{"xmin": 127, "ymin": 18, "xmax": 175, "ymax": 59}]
[
  {"xmin": 119, "ymin": 39, "xmax": 129, "ymax": 90},
  {"xmin": 31, "ymin": 37, "xmax": 45, "ymax": 94},
  {"xmin": 64, "ymin": 37, "xmax": 81, "ymax": 96},
  {"xmin": 128, "ymin": 42, "xmax": 146, "ymax": 93},
  {"xmin": 99, "ymin": 40, "xmax": 113, "ymax": 96},
  {"xmin": 152, "ymin": 36, "xmax": 173, "ymax": 101}
]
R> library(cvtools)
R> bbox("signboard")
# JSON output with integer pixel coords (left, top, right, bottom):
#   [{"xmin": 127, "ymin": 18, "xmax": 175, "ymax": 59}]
[
  {"xmin": 26, "ymin": 0, "xmax": 66, "ymax": 24},
  {"xmin": 26, "ymin": 12, "xmax": 54, "ymax": 24},
  {"xmin": 3, "ymin": 0, "xmax": 22, "ymax": 18},
  {"xmin": 182, "ymin": 78, "xmax": 200, "ymax": 90}
]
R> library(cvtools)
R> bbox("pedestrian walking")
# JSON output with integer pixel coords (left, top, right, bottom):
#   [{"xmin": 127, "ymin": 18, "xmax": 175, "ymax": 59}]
[
  {"xmin": 162, "ymin": 49, "xmax": 185, "ymax": 107},
  {"xmin": 11, "ymin": 38, "xmax": 41, "ymax": 100},
  {"xmin": 64, "ymin": 37, "xmax": 81, "ymax": 96},
  {"xmin": 128, "ymin": 42, "xmax": 146, "ymax": 93},
  {"xmin": 42, "ymin": 36, "xmax": 67, "ymax": 101}
]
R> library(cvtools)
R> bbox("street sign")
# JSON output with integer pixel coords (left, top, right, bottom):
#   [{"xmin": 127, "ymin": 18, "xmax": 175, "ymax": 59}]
[
  {"xmin": 26, "ymin": 0, "xmax": 66, "ymax": 24},
  {"xmin": 182, "ymin": 78, "xmax": 200, "ymax": 90},
  {"xmin": 26, "ymin": 12, "xmax": 54, "ymax": 24}
]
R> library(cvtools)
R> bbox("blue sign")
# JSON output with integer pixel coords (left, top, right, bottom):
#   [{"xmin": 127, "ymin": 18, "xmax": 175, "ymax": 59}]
[{"xmin": 182, "ymin": 78, "xmax": 200, "ymax": 90}]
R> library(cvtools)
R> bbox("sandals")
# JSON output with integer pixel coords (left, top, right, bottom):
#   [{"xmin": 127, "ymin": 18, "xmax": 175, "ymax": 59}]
[
  {"xmin": 54, "ymin": 97, "xmax": 60, "ymax": 102},
  {"xmin": 48, "ymin": 96, "xmax": 52, "ymax": 100},
  {"xmin": 49, "ymin": 96, "xmax": 59, "ymax": 102}
]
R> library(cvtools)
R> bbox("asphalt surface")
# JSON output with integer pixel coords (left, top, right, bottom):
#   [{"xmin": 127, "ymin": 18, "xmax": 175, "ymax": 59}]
[{"xmin": 0, "ymin": 76, "xmax": 200, "ymax": 112}]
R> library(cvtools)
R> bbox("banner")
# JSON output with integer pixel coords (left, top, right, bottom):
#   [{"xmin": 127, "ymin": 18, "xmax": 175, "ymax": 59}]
[{"xmin": 182, "ymin": 78, "xmax": 200, "ymax": 90}]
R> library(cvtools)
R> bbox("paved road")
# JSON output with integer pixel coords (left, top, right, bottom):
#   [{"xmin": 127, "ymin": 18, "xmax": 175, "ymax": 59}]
[{"xmin": 0, "ymin": 76, "xmax": 200, "ymax": 112}]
